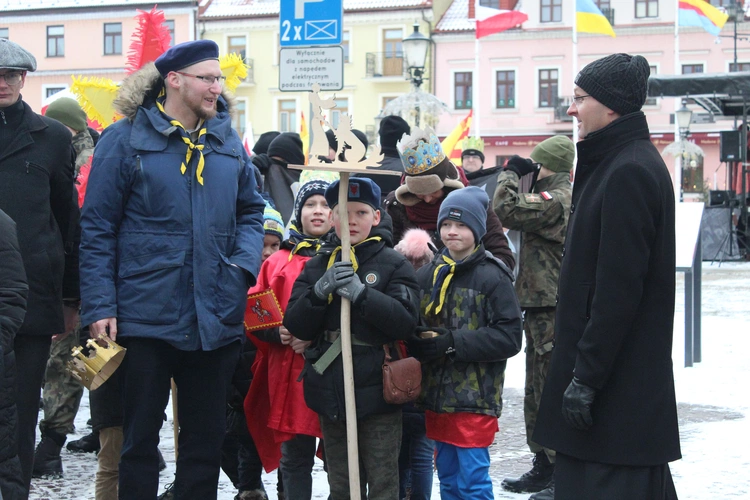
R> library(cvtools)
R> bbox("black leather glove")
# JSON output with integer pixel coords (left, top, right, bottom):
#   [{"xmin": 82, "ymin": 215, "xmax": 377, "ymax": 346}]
[
  {"xmin": 562, "ymin": 377, "xmax": 596, "ymax": 431},
  {"xmin": 335, "ymin": 273, "xmax": 366, "ymax": 305},
  {"xmin": 314, "ymin": 262, "xmax": 354, "ymax": 300},
  {"xmin": 505, "ymin": 155, "xmax": 537, "ymax": 177},
  {"xmin": 408, "ymin": 328, "xmax": 454, "ymax": 362}
]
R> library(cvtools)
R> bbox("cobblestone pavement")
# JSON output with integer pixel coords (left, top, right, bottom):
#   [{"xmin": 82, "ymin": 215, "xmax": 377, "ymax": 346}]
[{"xmin": 28, "ymin": 264, "xmax": 750, "ymax": 499}]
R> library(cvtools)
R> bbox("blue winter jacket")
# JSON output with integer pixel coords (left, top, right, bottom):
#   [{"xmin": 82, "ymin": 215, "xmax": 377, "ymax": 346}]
[{"xmin": 79, "ymin": 63, "xmax": 265, "ymax": 350}]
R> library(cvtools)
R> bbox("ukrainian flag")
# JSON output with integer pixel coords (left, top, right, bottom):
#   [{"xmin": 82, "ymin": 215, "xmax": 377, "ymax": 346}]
[{"xmin": 577, "ymin": 0, "xmax": 616, "ymax": 38}]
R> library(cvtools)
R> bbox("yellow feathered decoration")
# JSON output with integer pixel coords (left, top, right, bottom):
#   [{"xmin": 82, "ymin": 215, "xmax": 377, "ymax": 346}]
[
  {"xmin": 220, "ymin": 53, "xmax": 249, "ymax": 94},
  {"xmin": 70, "ymin": 76, "xmax": 121, "ymax": 128}
]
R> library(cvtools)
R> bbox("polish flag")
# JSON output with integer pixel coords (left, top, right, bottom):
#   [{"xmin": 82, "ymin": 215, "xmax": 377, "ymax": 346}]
[{"xmin": 475, "ymin": 1, "xmax": 528, "ymax": 39}]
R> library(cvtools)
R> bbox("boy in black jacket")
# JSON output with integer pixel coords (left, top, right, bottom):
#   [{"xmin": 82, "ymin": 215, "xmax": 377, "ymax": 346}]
[{"xmin": 284, "ymin": 177, "xmax": 420, "ymax": 500}]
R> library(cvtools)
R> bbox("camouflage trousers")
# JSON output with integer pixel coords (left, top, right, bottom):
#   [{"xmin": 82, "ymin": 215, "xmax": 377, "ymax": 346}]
[
  {"xmin": 320, "ymin": 411, "xmax": 402, "ymax": 500},
  {"xmin": 39, "ymin": 325, "xmax": 85, "ymax": 437},
  {"xmin": 523, "ymin": 308, "xmax": 556, "ymax": 459}
]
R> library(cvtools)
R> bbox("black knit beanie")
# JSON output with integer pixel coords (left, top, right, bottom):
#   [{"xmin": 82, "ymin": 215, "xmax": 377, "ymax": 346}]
[
  {"xmin": 379, "ymin": 115, "xmax": 410, "ymax": 150},
  {"xmin": 267, "ymin": 132, "xmax": 305, "ymax": 166},
  {"xmin": 253, "ymin": 131, "xmax": 280, "ymax": 155},
  {"xmin": 575, "ymin": 53, "xmax": 650, "ymax": 116}
]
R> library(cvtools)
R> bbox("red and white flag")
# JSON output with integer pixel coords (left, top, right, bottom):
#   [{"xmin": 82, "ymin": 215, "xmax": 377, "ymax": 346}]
[{"xmin": 475, "ymin": 1, "xmax": 528, "ymax": 39}]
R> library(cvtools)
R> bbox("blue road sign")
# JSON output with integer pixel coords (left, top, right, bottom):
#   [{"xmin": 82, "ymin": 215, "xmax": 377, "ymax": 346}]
[{"xmin": 280, "ymin": 0, "xmax": 343, "ymax": 47}]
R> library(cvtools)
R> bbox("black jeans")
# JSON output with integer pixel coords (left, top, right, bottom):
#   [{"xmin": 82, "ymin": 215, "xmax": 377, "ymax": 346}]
[
  {"xmin": 117, "ymin": 338, "xmax": 240, "ymax": 500},
  {"xmin": 14, "ymin": 335, "xmax": 52, "ymax": 493}
]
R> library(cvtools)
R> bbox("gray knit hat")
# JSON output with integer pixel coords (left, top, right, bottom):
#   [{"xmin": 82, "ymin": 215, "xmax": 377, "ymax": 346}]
[
  {"xmin": 0, "ymin": 39, "xmax": 37, "ymax": 71},
  {"xmin": 437, "ymin": 186, "xmax": 489, "ymax": 244},
  {"xmin": 575, "ymin": 53, "xmax": 650, "ymax": 116}
]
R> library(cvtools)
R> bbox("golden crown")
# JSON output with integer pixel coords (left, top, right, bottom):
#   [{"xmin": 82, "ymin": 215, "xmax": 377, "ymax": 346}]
[
  {"xmin": 397, "ymin": 127, "xmax": 447, "ymax": 175},
  {"xmin": 462, "ymin": 136, "xmax": 484, "ymax": 153}
]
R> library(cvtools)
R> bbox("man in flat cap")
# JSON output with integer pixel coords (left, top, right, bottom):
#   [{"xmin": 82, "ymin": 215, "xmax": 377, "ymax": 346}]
[
  {"xmin": 534, "ymin": 54, "xmax": 680, "ymax": 499},
  {"xmin": 0, "ymin": 39, "xmax": 81, "ymax": 495},
  {"xmin": 79, "ymin": 39, "xmax": 265, "ymax": 499}
]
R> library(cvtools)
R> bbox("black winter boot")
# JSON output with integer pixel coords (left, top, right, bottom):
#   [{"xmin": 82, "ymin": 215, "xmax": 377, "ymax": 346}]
[
  {"xmin": 32, "ymin": 431, "xmax": 66, "ymax": 478},
  {"xmin": 529, "ymin": 477, "xmax": 555, "ymax": 499},
  {"xmin": 501, "ymin": 451, "xmax": 554, "ymax": 493},
  {"xmin": 66, "ymin": 430, "xmax": 100, "ymax": 453}
]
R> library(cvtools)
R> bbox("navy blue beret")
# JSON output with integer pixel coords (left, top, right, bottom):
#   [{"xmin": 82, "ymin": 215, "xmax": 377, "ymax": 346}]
[
  {"xmin": 155, "ymin": 40, "xmax": 220, "ymax": 78},
  {"xmin": 325, "ymin": 178, "xmax": 381, "ymax": 211}
]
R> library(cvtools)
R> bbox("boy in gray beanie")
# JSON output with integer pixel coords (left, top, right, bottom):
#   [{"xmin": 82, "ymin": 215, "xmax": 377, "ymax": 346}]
[{"xmin": 408, "ymin": 185, "xmax": 522, "ymax": 500}]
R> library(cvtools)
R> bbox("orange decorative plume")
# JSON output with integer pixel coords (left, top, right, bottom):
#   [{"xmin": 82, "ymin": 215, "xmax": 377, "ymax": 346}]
[{"xmin": 125, "ymin": 6, "xmax": 172, "ymax": 75}]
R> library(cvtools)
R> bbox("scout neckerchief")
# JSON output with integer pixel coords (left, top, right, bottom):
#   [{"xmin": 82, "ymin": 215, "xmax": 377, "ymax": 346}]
[
  {"xmin": 287, "ymin": 223, "xmax": 322, "ymax": 259},
  {"xmin": 155, "ymin": 97, "xmax": 207, "ymax": 185},
  {"xmin": 425, "ymin": 246, "xmax": 479, "ymax": 316},
  {"xmin": 323, "ymin": 236, "xmax": 382, "ymax": 303}
]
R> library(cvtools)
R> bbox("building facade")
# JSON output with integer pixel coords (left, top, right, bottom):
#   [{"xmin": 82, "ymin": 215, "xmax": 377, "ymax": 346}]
[
  {"xmin": 0, "ymin": 0, "xmax": 197, "ymax": 112},
  {"xmin": 198, "ymin": 0, "xmax": 447, "ymax": 148},
  {"xmin": 432, "ymin": 0, "xmax": 747, "ymax": 199}
]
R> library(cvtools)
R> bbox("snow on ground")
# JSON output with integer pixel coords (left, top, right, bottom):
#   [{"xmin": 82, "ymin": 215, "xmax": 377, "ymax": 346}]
[{"xmin": 30, "ymin": 262, "xmax": 750, "ymax": 499}]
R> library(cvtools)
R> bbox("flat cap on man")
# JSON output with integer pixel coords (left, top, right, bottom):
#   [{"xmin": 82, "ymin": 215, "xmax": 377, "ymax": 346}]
[
  {"xmin": 154, "ymin": 39, "xmax": 220, "ymax": 78},
  {"xmin": 0, "ymin": 39, "xmax": 37, "ymax": 71}
]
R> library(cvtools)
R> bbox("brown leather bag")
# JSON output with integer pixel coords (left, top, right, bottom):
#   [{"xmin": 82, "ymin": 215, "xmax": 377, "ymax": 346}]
[{"xmin": 382, "ymin": 344, "xmax": 422, "ymax": 404}]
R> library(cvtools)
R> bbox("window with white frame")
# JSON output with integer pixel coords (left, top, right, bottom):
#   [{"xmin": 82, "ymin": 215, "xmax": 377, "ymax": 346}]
[
  {"xmin": 330, "ymin": 97, "xmax": 349, "ymax": 129},
  {"xmin": 279, "ymin": 100, "xmax": 297, "ymax": 133},
  {"xmin": 496, "ymin": 70, "xmax": 515, "ymax": 109},
  {"xmin": 538, "ymin": 68, "xmax": 558, "ymax": 108}
]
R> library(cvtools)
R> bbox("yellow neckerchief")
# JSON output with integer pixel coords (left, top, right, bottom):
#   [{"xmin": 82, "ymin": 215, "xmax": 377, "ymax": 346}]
[
  {"xmin": 287, "ymin": 223, "xmax": 322, "ymax": 259},
  {"xmin": 425, "ymin": 246, "xmax": 480, "ymax": 316},
  {"xmin": 155, "ymin": 97, "xmax": 207, "ymax": 185},
  {"xmin": 324, "ymin": 236, "xmax": 382, "ymax": 303}
]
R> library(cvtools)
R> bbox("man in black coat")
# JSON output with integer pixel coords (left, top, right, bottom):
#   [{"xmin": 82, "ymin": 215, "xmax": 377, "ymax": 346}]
[
  {"xmin": 0, "ymin": 210, "xmax": 29, "ymax": 500},
  {"xmin": 533, "ymin": 53, "xmax": 680, "ymax": 500},
  {"xmin": 0, "ymin": 39, "xmax": 81, "ymax": 491}
]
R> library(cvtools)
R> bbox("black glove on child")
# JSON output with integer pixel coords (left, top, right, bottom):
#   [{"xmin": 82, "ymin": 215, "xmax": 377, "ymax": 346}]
[
  {"xmin": 314, "ymin": 262, "xmax": 355, "ymax": 300},
  {"xmin": 562, "ymin": 377, "xmax": 596, "ymax": 431},
  {"xmin": 505, "ymin": 155, "xmax": 538, "ymax": 177},
  {"xmin": 408, "ymin": 327, "xmax": 455, "ymax": 363}
]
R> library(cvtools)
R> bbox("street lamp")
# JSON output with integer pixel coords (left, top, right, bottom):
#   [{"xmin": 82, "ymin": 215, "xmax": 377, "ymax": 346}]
[
  {"xmin": 402, "ymin": 23, "xmax": 430, "ymax": 89},
  {"xmin": 676, "ymin": 99, "xmax": 693, "ymax": 138}
]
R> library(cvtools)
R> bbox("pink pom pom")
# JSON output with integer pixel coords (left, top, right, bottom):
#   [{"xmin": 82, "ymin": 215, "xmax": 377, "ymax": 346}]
[{"xmin": 395, "ymin": 229, "xmax": 436, "ymax": 270}]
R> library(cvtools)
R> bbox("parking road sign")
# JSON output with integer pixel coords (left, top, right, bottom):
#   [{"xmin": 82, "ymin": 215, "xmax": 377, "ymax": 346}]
[{"xmin": 280, "ymin": 0, "xmax": 343, "ymax": 47}]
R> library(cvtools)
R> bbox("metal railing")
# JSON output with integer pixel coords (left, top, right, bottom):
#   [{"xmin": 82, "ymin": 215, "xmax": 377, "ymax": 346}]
[
  {"xmin": 601, "ymin": 7, "xmax": 615, "ymax": 27},
  {"xmin": 366, "ymin": 52, "xmax": 409, "ymax": 78}
]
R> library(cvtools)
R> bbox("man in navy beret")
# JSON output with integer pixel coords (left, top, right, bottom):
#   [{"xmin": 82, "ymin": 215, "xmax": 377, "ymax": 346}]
[
  {"xmin": 0, "ymin": 38, "xmax": 81, "ymax": 495},
  {"xmin": 79, "ymin": 39, "xmax": 266, "ymax": 499}
]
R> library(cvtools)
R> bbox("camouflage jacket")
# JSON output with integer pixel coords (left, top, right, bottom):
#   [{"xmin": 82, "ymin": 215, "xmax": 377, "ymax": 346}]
[
  {"xmin": 416, "ymin": 246, "xmax": 522, "ymax": 417},
  {"xmin": 71, "ymin": 129, "xmax": 95, "ymax": 174},
  {"xmin": 493, "ymin": 171, "xmax": 572, "ymax": 307}
]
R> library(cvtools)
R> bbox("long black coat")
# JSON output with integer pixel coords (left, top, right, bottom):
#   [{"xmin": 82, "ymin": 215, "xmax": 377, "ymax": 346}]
[
  {"xmin": 534, "ymin": 112, "xmax": 681, "ymax": 466},
  {"xmin": 0, "ymin": 100, "xmax": 80, "ymax": 337},
  {"xmin": 0, "ymin": 210, "xmax": 29, "ymax": 499}
]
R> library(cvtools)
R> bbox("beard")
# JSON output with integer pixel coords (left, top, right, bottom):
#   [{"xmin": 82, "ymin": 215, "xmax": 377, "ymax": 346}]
[{"xmin": 180, "ymin": 85, "xmax": 218, "ymax": 122}]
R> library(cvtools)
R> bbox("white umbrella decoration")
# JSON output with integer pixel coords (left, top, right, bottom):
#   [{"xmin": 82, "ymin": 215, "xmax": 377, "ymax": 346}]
[
  {"xmin": 663, "ymin": 139, "xmax": 705, "ymax": 167},
  {"xmin": 382, "ymin": 86, "xmax": 448, "ymax": 128}
]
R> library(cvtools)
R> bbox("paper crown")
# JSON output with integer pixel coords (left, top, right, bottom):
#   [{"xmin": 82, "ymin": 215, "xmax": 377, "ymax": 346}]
[
  {"xmin": 396, "ymin": 126, "xmax": 447, "ymax": 175},
  {"xmin": 66, "ymin": 336, "xmax": 126, "ymax": 390},
  {"xmin": 462, "ymin": 136, "xmax": 484, "ymax": 153}
]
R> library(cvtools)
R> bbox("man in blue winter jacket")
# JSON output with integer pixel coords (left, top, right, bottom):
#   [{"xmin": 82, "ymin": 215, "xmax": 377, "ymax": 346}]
[{"xmin": 79, "ymin": 40, "xmax": 265, "ymax": 499}]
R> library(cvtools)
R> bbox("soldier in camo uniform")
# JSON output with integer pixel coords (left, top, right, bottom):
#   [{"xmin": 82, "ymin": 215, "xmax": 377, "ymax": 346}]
[
  {"xmin": 32, "ymin": 98, "xmax": 95, "ymax": 478},
  {"xmin": 493, "ymin": 135, "xmax": 574, "ymax": 500}
]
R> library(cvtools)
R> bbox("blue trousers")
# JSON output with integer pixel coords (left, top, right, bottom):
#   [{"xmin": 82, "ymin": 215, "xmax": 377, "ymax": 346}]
[
  {"xmin": 434, "ymin": 442, "xmax": 493, "ymax": 500},
  {"xmin": 118, "ymin": 338, "xmax": 240, "ymax": 500}
]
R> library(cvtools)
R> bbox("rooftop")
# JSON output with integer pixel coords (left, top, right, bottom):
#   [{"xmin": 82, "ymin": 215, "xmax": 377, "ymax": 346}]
[
  {"xmin": 200, "ymin": 0, "xmax": 431, "ymax": 19},
  {"xmin": 434, "ymin": 0, "xmax": 473, "ymax": 33},
  {"xmin": 0, "ymin": 0, "xmax": 194, "ymax": 11}
]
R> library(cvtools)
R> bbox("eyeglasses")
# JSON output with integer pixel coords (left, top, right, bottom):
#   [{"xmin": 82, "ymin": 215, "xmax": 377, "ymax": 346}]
[
  {"xmin": 572, "ymin": 94, "xmax": 592, "ymax": 105},
  {"xmin": 174, "ymin": 71, "xmax": 226, "ymax": 86},
  {"xmin": 0, "ymin": 72, "xmax": 23, "ymax": 85}
]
